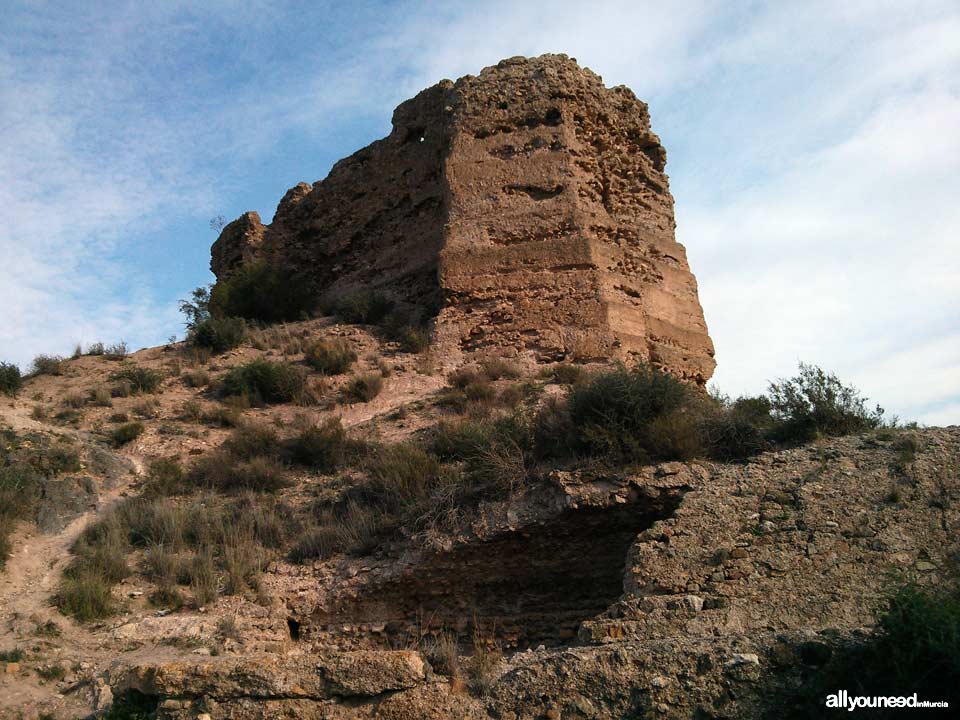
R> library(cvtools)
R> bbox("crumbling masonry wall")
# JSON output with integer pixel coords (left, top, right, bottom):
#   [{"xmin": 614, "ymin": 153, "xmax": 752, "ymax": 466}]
[{"xmin": 211, "ymin": 54, "xmax": 715, "ymax": 384}]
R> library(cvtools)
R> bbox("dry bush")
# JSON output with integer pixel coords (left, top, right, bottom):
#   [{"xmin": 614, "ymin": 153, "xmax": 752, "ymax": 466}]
[
  {"xmin": 290, "ymin": 500, "xmax": 387, "ymax": 562},
  {"xmin": 539, "ymin": 362, "xmax": 586, "ymax": 385},
  {"xmin": 188, "ymin": 550, "xmax": 218, "ymax": 606},
  {"xmin": 222, "ymin": 530, "xmax": 264, "ymax": 596},
  {"xmin": 142, "ymin": 544, "xmax": 179, "ymax": 587},
  {"xmin": 217, "ymin": 615, "xmax": 242, "ymax": 641},
  {"xmin": 480, "ymin": 358, "xmax": 521, "ymax": 381},
  {"xmin": 90, "ymin": 385, "xmax": 113, "ymax": 406},
  {"xmin": 201, "ymin": 404, "xmax": 241, "ymax": 428},
  {"xmin": 344, "ymin": 373, "xmax": 383, "ymax": 403},
  {"xmin": 111, "ymin": 380, "xmax": 133, "ymax": 398},
  {"xmin": 62, "ymin": 390, "xmax": 85, "ymax": 409},
  {"xmin": 31, "ymin": 355, "xmax": 63, "ymax": 376},
  {"xmin": 304, "ymin": 338, "xmax": 356, "ymax": 375},
  {"xmin": 422, "ymin": 630, "xmax": 460, "ymax": 678},
  {"xmin": 183, "ymin": 368, "xmax": 210, "ymax": 388},
  {"xmin": 180, "ymin": 400, "xmax": 203, "ymax": 423},
  {"xmin": 469, "ymin": 624, "xmax": 502, "ymax": 696},
  {"xmin": 132, "ymin": 398, "xmax": 160, "ymax": 418},
  {"xmin": 104, "ymin": 342, "xmax": 128, "ymax": 360},
  {"xmin": 189, "ymin": 427, "xmax": 288, "ymax": 492}
]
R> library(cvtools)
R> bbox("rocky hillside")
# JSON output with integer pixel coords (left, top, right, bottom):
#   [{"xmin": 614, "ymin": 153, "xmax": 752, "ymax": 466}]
[{"xmin": 0, "ymin": 318, "xmax": 956, "ymax": 719}]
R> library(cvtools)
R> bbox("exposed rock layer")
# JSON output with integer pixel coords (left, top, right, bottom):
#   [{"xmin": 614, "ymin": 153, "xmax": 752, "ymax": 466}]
[
  {"xmin": 115, "ymin": 427, "xmax": 960, "ymax": 719},
  {"xmin": 212, "ymin": 54, "xmax": 715, "ymax": 383}
]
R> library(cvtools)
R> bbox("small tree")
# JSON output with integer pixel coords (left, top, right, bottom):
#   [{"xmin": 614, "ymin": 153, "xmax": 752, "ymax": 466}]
[
  {"xmin": 179, "ymin": 286, "xmax": 245, "ymax": 354},
  {"xmin": 178, "ymin": 286, "xmax": 212, "ymax": 332},
  {"xmin": 0, "ymin": 362, "xmax": 22, "ymax": 395},
  {"xmin": 767, "ymin": 362, "xmax": 883, "ymax": 442}
]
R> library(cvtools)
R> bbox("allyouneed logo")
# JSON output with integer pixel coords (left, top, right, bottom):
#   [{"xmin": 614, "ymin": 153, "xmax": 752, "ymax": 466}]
[{"xmin": 826, "ymin": 690, "xmax": 949, "ymax": 711}]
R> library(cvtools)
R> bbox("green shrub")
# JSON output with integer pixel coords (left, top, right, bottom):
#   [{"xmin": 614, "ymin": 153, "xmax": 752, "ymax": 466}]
[
  {"xmin": 85, "ymin": 342, "xmax": 105, "ymax": 356},
  {"xmin": 116, "ymin": 499, "xmax": 184, "ymax": 548},
  {"xmin": 359, "ymin": 444, "xmax": 444, "ymax": 515},
  {"xmin": 782, "ymin": 580, "xmax": 960, "ymax": 718},
  {"xmin": 437, "ymin": 371, "xmax": 499, "ymax": 413},
  {"xmin": 222, "ymin": 422, "xmax": 281, "ymax": 460},
  {"xmin": 183, "ymin": 368, "xmax": 210, "ymax": 388},
  {"xmin": 190, "ymin": 454, "xmax": 288, "ymax": 493},
  {"xmin": 767, "ymin": 363, "xmax": 884, "ymax": 443},
  {"xmin": 540, "ymin": 363, "xmax": 586, "ymax": 385},
  {"xmin": 304, "ymin": 339, "xmax": 356, "ymax": 375},
  {"xmin": 326, "ymin": 289, "xmax": 394, "ymax": 325},
  {"xmin": 143, "ymin": 457, "xmax": 187, "ymax": 496},
  {"xmin": 0, "ymin": 362, "xmax": 22, "ymax": 395},
  {"xmin": 892, "ymin": 433, "xmax": 920, "ymax": 475},
  {"xmin": 0, "ymin": 647, "xmax": 24, "ymax": 662},
  {"xmin": 286, "ymin": 418, "xmax": 357, "ymax": 472},
  {"xmin": 110, "ymin": 364, "xmax": 164, "ymax": 393},
  {"xmin": 430, "ymin": 419, "xmax": 497, "ymax": 461},
  {"xmin": 111, "ymin": 421, "xmax": 144, "ymax": 446},
  {"xmin": 700, "ymin": 396, "xmax": 772, "ymax": 461},
  {"xmin": 30, "ymin": 354, "xmax": 63, "ymax": 376},
  {"xmin": 37, "ymin": 665, "xmax": 67, "ymax": 681},
  {"xmin": 189, "ymin": 316, "xmax": 246, "ymax": 353},
  {"xmin": 221, "ymin": 359, "xmax": 306, "ymax": 404},
  {"xmin": 345, "ymin": 373, "xmax": 383, "ymax": 403},
  {"xmin": 561, "ymin": 363, "xmax": 691, "ymax": 461},
  {"xmin": 209, "ymin": 261, "xmax": 313, "ymax": 323}
]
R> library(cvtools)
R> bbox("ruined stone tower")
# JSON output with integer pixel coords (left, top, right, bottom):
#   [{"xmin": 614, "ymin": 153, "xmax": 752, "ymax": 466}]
[{"xmin": 211, "ymin": 54, "xmax": 715, "ymax": 384}]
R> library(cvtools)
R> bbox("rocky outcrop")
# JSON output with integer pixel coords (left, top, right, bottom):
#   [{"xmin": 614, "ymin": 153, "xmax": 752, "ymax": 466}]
[
  {"xmin": 210, "ymin": 211, "xmax": 265, "ymax": 279},
  {"xmin": 212, "ymin": 54, "xmax": 715, "ymax": 383},
  {"xmin": 120, "ymin": 427, "xmax": 956, "ymax": 718}
]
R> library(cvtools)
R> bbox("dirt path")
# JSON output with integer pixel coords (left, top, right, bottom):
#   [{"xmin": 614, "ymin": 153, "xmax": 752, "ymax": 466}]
[{"xmin": 0, "ymin": 399, "xmax": 147, "ymax": 719}]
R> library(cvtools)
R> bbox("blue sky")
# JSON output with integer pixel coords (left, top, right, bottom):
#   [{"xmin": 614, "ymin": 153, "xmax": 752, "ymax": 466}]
[{"xmin": 2, "ymin": 0, "xmax": 958, "ymax": 424}]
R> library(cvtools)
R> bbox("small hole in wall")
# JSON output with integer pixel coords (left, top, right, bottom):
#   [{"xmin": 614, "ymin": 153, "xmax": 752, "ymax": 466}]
[
  {"xmin": 287, "ymin": 617, "xmax": 301, "ymax": 641},
  {"xmin": 404, "ymin": 126, "xmax": 426, "ymax": 144}
]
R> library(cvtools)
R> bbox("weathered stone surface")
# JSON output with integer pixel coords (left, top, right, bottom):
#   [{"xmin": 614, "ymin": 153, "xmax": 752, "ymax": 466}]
[
  {"xmin": 103, "ymin": 427, "xmax": 959, "ymax": 719},
  {"xmin": 35, "ymin": 475, "xmax": 97, "ymax": 533},
  {"xmin": 114, "ymin": 651, "xmax": 426, "ymax": 701},
  {"xmin": 212, "ymin": 54, "xmax": 715, "ymax": 383},
  {"xmin": 210, "ymin": 211, "xmax": 265, "ymax": 279}
]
